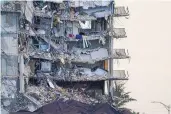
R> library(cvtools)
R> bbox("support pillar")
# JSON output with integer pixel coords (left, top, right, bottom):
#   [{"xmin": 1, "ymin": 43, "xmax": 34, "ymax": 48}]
[
  {"xmin": 109, "ymin": 16, "xmax": 114, "ymax": 94},
  {"xmin": 19, "ymin": 54, "xmax": 25, "ymax": 93}
]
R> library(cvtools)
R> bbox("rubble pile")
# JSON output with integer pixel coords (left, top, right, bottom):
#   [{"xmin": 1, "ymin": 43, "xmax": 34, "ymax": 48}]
[
  {"xmin": 26, "ymin": 82, "xmax": 105, "ymax": 105},
  {"xmin": 1, "ymin": 78, "xmax": 38, "ymax": 112}
]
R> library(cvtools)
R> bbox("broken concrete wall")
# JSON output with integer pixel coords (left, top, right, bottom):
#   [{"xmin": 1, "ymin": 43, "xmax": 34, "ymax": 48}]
[{"xmin": 1, "ymin": 77, "xmax": 39, "ymax": 113}]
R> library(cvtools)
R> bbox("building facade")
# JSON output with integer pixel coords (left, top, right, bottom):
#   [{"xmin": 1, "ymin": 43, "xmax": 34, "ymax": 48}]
[{"xmin": 1, "ymin": 0, "xmax": 129, "ymax": 112}]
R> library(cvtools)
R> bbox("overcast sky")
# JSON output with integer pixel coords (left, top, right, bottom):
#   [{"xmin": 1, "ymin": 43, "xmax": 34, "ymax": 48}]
[{"xmin": 114, "ymin": 0, "xmax": 171, "ymax": 114}]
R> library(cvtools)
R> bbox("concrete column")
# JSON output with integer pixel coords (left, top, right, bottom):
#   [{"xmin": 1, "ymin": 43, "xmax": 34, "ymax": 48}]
[
  {"xmin": 109, "ymin": 16, "xmax": 114, "ymax": 94},
  {"xmin": 104, "ymin": 80, "xmax": 109, "ymax": 95},
  {"xmin": 19, "ymin": 54, "xmax": 25, "ymax": 93}
]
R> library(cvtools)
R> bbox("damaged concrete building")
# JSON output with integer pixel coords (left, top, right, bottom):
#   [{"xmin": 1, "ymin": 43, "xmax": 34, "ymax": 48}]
[{"xmin": 1, "ymin": 0, "xmax": 130, "ymax": 113}]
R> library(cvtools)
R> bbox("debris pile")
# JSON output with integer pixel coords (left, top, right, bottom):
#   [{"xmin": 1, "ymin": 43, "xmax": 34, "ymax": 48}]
[{"xmin": 26, "ymin": 79, "xmax": 108, "ymax": 105}]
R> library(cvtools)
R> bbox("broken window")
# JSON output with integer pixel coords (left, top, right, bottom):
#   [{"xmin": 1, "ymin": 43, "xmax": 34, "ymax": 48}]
[{"xmin": 32, "ymin": 38, "xmax": 39, "ymax": 48}]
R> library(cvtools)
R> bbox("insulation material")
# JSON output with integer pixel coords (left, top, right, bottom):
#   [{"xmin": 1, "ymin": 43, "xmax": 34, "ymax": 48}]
[
  {"xmin": 90, "ymin": 48, "xmax": 108, "ymax": 60},
  {"xmin": 41, "ymin": 62, "xmax": 51, "ymax": 72}
]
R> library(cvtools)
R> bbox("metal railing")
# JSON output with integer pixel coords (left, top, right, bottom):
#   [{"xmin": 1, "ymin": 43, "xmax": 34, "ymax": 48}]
[
  {"xmin": 114, "ymin": 6, "xmax": 129, "ymax": 17},
  {"xmin": 112, "ymin": 49, "xmax": 130, "ymax": 59},
  {"xmin": 113, "ymin": 28, "xmax": 127, "ymax": 38}
]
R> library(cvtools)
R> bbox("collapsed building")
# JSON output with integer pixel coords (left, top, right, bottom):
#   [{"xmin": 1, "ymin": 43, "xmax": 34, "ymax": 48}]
[{"xmin": 1, "ymin": 0, "xmax": 130, "ymax": 113}]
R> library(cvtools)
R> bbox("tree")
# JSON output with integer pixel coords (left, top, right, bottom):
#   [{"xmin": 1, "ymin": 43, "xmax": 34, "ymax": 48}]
[{"xmin": 111, "ymin": 82, "xmax": 137, "ymax": 108}]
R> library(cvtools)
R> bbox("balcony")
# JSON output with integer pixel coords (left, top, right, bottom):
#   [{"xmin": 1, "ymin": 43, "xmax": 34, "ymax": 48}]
[
  {"xmin": 110, "ymin": 28, "xmax": 127, "ymax": 38},
  {"xmin": 112, "ymin": 49, "xmax": 130, "ymax": 59},
  {"xmin": 113, "ymin": 70, "xmax": 129, "ymax": 79},
  {"xmin": 114, "ymin": 6, "xmax": 129, "ymax": 17}
]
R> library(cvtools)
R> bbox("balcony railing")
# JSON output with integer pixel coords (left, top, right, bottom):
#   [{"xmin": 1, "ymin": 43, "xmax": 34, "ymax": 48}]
[
  {"xmin": 113, "ymin": 70, "xmax": 129, "ymax": 79},
  {"xmin": 114, "ymin": 6, "xmax": 129, "ymax": 17},
  {"xmin": 112, "ymin": 28, "xmax": 127, "ymax": 38},
  {"xmin": 112, "ymin": 49, "xmax": 130, "ymax": 59}
]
